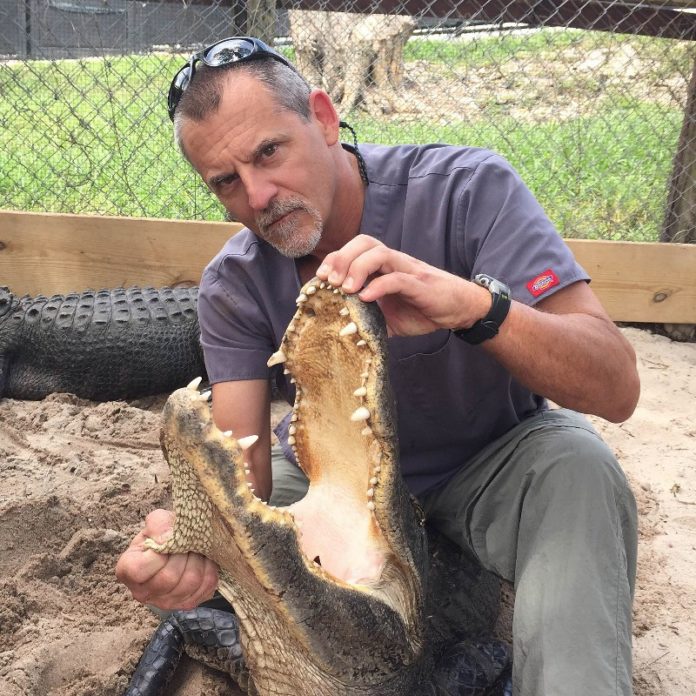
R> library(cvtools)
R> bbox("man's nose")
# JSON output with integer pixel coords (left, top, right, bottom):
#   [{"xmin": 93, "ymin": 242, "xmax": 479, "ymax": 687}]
[{"xmin": 244, "ymin": 172, "xmax": 278, "ymax": 211}]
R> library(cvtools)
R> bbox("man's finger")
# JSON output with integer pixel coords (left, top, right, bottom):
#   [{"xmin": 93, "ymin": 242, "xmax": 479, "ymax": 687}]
[
  {"xmin": 142, "ymin": 509, "xmax": 176, "ymax": 543},
  {"xmin": 317, "ymin": 234, "xmax": 383, "ymax": 288}
]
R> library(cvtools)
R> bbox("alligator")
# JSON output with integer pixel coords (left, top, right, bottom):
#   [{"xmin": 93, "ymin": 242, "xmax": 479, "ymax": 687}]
[
  {"xmin": 0, "ymin": 285, "xmax": 205, "ymax": 401},
  {"xmin": 132, "ymin": 278, "xmax": 511, "ymax": 695}
]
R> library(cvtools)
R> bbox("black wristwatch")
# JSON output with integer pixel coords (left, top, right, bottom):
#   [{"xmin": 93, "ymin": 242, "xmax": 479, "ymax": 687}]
[{"xmin": 453, "ymin": 274, "xmax": 512, "ymax": 345}]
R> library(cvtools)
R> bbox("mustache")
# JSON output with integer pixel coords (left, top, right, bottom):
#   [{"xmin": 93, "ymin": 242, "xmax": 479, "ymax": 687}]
[{"xmin": 256, "ymin": 199, "xmax": 309, "ymax": 230}]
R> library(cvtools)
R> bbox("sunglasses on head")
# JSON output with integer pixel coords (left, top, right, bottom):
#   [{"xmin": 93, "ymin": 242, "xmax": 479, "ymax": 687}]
[{"xmin": 167, "ymin": 36, "xmax": 293, "ymax": 121}]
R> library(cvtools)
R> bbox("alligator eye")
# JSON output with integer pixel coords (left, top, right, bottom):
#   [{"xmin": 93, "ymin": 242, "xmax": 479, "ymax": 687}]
[{"xmin": 304, "ymin": 307, "xmax": 316, "ymax": 317}]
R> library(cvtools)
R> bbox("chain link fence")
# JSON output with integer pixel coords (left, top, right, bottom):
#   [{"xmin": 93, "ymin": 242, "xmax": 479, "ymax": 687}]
[{"xmin": 0, "ymin": 1, "xmax": 694, "ymax": 241}]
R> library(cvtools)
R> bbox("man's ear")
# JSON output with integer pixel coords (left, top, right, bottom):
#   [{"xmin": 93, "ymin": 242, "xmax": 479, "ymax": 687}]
[{"xmin": 309, "ymin": 89, "xmax": 340, "ymax": 146}]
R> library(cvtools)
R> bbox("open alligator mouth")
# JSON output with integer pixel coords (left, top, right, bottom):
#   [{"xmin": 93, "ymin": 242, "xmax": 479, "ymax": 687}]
[{"xmin": 147, "ymin": 278, "xmax": 430, "ymax": 694}]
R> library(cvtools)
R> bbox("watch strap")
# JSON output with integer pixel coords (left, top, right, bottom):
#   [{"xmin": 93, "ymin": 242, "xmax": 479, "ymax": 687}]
[{"xmin": 453, "ymin": 275, "xmax": 511, "ymax": 345}]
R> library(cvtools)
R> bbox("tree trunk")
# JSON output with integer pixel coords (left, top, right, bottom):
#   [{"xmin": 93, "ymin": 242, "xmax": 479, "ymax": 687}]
[
  {"xmin": 246, "ymin": 0, "xmax": 277, "ymax": 46},
  {"xmin": 662, "ymin": 55, "xmax": 696, "ymax": 245},
  {"xmin": 288, "ymin": 11, "xmax": 415, "ymax": 114},
  {"xmin": 661, "ymin": 55, "xmax": 695, "ymax": 341}
]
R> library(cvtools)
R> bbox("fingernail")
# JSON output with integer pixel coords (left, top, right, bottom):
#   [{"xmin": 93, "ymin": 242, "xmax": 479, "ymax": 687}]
[
  {"xmin": 328, "ymin": 271, "xmax": 340, "ymax": 285},
  {"xmin": 343, "ymin": 276, "xmax": 354, "ymax": 291},
  {"xmin": 317, "ymin": 264, "xmax": 329, "ymax": 276}
]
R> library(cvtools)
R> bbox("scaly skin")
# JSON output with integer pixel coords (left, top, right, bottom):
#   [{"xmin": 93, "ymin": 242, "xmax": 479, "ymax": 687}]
[
  {"xmin": 0, "ymin": 286, "xmax": 204, "ymax": 400},
  {"xmin": 147, "ymin": 278, "xmax": 506, "ymax": 695}
]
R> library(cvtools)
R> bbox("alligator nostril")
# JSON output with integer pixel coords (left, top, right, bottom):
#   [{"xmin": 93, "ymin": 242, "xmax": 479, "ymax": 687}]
[{"xmin": 313, "ymin": 556, "xmax": 321, "ymax": 566}]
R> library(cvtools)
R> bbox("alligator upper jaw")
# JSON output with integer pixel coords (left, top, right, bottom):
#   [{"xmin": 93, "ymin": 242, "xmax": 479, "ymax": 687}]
[{"xmin": 148, "ymin": 279, "xmax": 428, "ymax": 693}]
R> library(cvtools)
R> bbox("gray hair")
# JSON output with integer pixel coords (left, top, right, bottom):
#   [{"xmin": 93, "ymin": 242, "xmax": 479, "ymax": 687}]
[{"xmin": 172, "ymin": 59, "xmax": 312, "ymax": 155}]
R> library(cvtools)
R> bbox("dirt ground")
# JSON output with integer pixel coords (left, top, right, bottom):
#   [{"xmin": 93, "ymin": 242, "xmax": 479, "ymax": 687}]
[{"xmin": 0, "ymin": 326, "xmax": 694, "ymax": 695}]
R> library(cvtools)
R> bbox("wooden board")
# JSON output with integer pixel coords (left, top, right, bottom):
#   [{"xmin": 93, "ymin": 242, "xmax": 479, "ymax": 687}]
[
  {"xmin": 0, "ymin": 210, "xmax": 239, "ymax": 293},
  {"xmin": 1, "ymin": 210, "xmax": 694, "ymax": 323},
  {"xmin": 566, "ymin": 239, "xmax": 696, "ymax": 323}
]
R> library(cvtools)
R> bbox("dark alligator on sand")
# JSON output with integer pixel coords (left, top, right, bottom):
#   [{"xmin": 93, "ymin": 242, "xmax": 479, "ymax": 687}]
[
  {"xmin": 0, "ymin": 285, "xmax": 205, "ymax": 401},
  {"xmin": 129, "ymin": 278, "xmax": 511, "ymax": 695}
]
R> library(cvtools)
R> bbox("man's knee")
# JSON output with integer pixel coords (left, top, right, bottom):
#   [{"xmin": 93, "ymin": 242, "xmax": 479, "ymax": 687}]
[
  {"xmin": 530, "ymin": 423, "xmax": 631, "ymax": 504},
  {"xmin": 524, "ymin": 424, "xmax": 638, "ymax": 586}
]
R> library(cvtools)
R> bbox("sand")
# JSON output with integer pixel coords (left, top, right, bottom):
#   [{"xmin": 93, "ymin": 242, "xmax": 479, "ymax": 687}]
[{"xmin": 0, "ymin": 326, "xmax": 694, "ymax": 695}]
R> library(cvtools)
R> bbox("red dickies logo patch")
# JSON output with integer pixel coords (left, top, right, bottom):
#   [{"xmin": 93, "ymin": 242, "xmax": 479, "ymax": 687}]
[{"xmin": 527, "ymin": 268, "xmax": 560, "ymax": 298}]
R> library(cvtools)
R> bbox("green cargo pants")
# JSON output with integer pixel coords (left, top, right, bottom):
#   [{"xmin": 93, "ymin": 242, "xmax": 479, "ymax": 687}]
[{"xmin": 269, "ymin": 408, "xmax": 638, "ymax": 696}]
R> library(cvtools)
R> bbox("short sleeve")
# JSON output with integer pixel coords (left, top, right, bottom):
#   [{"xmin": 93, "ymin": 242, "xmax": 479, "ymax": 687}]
[
  {"xmin": 198, "ymin": 265, "xmax": 275, "ymax": 385},
  {"xmin": 456, "ymin": 154, "xmax": 589, "ymax": 305}
]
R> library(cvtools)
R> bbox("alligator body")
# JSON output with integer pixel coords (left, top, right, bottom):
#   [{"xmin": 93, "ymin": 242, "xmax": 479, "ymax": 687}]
[
  {"xmin": 0, "ymin": 286, "xmax": 205, "ymax": 401},
  {"xmin": 142, "ymin": 278, "xmax": 509, "ymax": 695}
]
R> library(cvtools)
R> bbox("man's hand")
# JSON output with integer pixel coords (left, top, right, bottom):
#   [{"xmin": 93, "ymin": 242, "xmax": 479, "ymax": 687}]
[
  {"xmin": 115, "ymin": 509, "xmax": 218, "ymax": 611},
  {"xmin": 316, "ymin": 235, "xmax": 490, "ymax": 336}
]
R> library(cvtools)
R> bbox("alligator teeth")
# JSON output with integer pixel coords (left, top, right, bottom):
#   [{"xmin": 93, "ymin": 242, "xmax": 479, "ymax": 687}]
[
  {"xmin": 339, "ymin": 307, "xmax": 350, "ymax": 317},
  {"xmin": 353, "ymin": 386, "xmax": 367, "ymax": 397},
  {"xmin": 187, "ymin": 376, "xmax": 203, "ymax": 390},
  {"xmin": 370, "ymin": 477, "xmax": 378, "ymax": 485},
  {"xmin": 356, "ymin": 339, "xmax": 366, "ymax": 347},
  {"xmin": 306, "ymin": 285, "xmax": 317, "ymax": 295},
  {"xmin": 361, "ymin": 426, "xmax": 372, "ymax": 436},
  {"xmin": 350, "ymin": 406, "xmax": 370, "ymax": 422},
  {"xmin": 288, "ymin": 435, "xmax": 296, "ymax": 445},
  {"xmin": 288, "ymin": 425, "xmax": 297, "ymax": 435},
  {"xmin": 199, "ymin": 390, "xmax": 212, "ymax": 402},
  {"xmin": 238, "ymin": 435, "xmax": 259, "ymax": 450},
  {"xmin": 267, "ymin": 349, "xmax": 286, "ymax": 367},
  {"xmin": 367, "ymin": 488, "xmax": 374, "ymax": 498},
  {"xmin": 222, "ymin": 430, "xmax": 233, "ymax": 437},
  {"xmin": 367, "ymin": 501, "xmax": 375, "ymax": 511},
  {"xmin": 296, "ymin": 293, "xmax": 308, "ymax": 304},
  {"xmin": 340, "ymin": 322, "xmax": 358, "ymax": 337}
]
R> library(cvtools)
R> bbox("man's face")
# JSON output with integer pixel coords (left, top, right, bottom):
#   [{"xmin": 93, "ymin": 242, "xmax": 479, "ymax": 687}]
[{"xmin": 179, "ymin": 72, "xmax": 338, "ymax": 258}]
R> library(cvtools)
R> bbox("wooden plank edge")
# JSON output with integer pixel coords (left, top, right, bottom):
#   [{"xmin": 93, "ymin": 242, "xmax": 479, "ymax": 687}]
[{"xmin": 1, "ymin": 211, "xmax": 694, "ymax": 324}]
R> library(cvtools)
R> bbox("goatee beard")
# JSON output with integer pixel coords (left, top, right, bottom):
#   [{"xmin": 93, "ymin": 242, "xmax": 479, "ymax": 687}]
[{"xmin": 256, "ymin": 198, "xmax": 323, "ymax": 259}]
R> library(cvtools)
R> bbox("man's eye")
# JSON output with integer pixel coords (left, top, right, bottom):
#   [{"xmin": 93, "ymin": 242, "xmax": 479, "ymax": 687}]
[
  {"xmin": 261, "ymin": 143, "xmax": 277, "ymax": 158},
  {"xmin": 217, "ymin": 174, "xmax": 237, "ymax": 188}
]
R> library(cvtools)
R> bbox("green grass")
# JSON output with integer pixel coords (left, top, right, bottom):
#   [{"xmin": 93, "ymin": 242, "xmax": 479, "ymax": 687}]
[
  {"xmin": 0, "ymin": 34, "xmax": 689, "ymax": 241},
  {"xmin": 349, "ymin": 103, "xmax": 681, "ymax": 241},
  {"xmin": 405, "ymin": 28, "xmax": 586, "ymax": 68}
]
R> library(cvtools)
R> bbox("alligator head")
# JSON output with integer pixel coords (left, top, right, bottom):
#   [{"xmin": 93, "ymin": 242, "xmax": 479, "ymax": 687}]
[{"xmin": 148, "ymin": 278, "xmax": 431, "ymax": 694}]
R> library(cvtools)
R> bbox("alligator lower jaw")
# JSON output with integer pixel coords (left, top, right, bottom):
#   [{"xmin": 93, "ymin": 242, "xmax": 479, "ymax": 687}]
[{"xmin": 147, "ymin": 279, "xmax": 427, "ymax": 692}]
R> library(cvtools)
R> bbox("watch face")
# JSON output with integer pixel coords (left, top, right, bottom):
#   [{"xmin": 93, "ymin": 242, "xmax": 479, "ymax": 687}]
[
  {"xmin": 475, "ymin": 274, "xmax": 511, "ymax": 298},
  {"xmin": 474, "ymin": 273, "xmax": 494, "ymax": 289},
  {"xmin": 489, "ymin": 279, "xmax": 507, "ymax": 296}
]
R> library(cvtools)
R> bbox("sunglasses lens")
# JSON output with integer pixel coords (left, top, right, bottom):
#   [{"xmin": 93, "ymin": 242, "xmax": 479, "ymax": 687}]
[
  {"xmin": 172, "ymin": 65, "xmax": 193, "ymax": 92},
  {"xmin": 205, "ymin": 38, "xmax": 255, "ymax": 67},
  {"xmin": 167, "ymin": 65, "xmax": 192, "ymax": 119}
]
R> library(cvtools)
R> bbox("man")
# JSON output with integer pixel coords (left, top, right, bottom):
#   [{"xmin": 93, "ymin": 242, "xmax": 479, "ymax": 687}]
[{"xmin": 117, "ymin": 37, "xmax": 640, "ymax": 695}]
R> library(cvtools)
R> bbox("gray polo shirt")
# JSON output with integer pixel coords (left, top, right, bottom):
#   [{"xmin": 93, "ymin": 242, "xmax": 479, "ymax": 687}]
[{"xmin": 198, "ymin": 144, "xmax": 589, "ymax": 496}]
